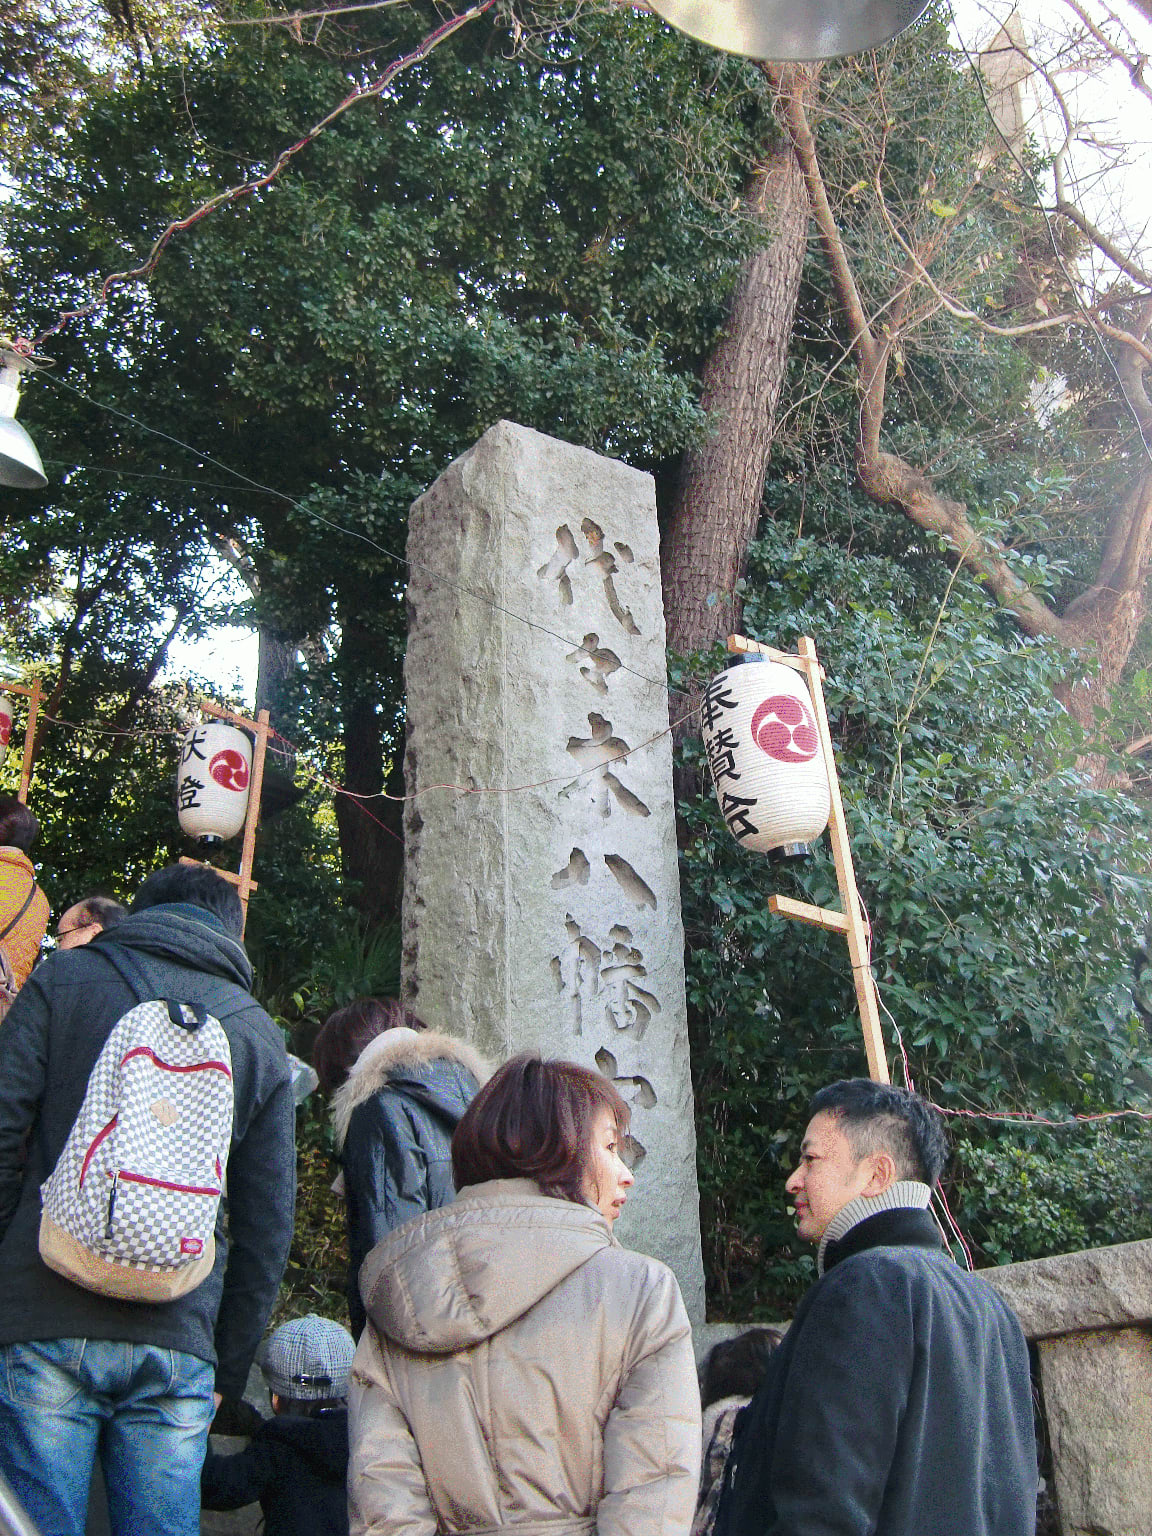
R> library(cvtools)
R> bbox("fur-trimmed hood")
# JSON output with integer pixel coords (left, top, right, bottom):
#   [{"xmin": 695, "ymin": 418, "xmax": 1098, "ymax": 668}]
[{"xmin": 330, "ymin": 1027, "xmax": 490, "ymax": 1150}]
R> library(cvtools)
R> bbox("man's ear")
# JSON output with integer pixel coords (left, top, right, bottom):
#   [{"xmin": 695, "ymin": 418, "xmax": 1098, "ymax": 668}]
[{"xmin": 862, "ymin": 1151, "xmax": 897, "ymax": 1196}]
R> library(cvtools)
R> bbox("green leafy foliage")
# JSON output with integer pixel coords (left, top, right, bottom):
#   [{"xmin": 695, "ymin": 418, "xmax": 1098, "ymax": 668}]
[
  {"xmin": 272, "ymin": 1097, "xmax": 348, "ymax": 1329},
  {"xmin": 680, "ymin": 518, "xmax": 1152, "ymax": 1315},
  {"xmin": 5, "ymin": 3, "xmax": 1152, "ymax": 1332},
  {"xmin": 1, "ymin": 1, "xmax": 768, "ymax": 919},
  {"xmin": 952, "ymin": 1128, "xmax": 1152, "ymax": 1267}
]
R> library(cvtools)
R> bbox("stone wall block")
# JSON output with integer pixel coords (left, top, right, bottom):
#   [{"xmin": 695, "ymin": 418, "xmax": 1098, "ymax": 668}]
[
  {"xmin": 402, "ymin": 420, "xmax": 706, "ymax": 1322},
  {"xmin": 983, "ymin": 1237, "xmax": 1152, "ymax": 1339},
  {"xmin": 1038, "ymin": 1327, "xmax": 1152, "ymax": 1536}
]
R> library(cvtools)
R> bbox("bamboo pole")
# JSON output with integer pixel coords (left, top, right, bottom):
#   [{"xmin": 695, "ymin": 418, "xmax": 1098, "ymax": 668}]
[
  {"xmin": 726, "ymin": 634, "xmax": 890, "ymax": 1084},
  {"xmin": 0, "ymin": 678, "xmax": 42, "ymax": 804}
]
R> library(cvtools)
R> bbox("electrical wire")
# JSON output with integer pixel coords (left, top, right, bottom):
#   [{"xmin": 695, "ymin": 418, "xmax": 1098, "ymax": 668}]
[{"xmin": 41, "ymin": 370, "xmax": 676, "ymax": 694}]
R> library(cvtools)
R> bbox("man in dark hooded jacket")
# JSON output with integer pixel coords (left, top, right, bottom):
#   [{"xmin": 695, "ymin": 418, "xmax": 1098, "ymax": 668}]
[
  {"xmin": 716, "ymin": 1079, "xmax": 1036, "ymax": 1536},
  {"xmin": 0, "ymin": 864, "xmax": 295, "ymax": 1536}
]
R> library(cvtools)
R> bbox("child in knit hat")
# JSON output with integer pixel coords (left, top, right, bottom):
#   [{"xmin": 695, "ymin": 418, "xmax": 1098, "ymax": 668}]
[{"xmin": 201, "ymin": 1314, "xmax": 356, "ymax": 1536}]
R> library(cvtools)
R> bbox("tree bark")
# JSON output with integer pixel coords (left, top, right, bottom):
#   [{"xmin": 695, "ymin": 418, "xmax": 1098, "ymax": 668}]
[
  {"xmin": 781, "ymin": 83, "xmax": 1152, "ymax": 731},
  {"xmin": 661, "ymin": 67, "xmax": 814, "ymax": 656},
  {"xmin": 256, "ymin": 626, "xmax": 299, "ymax": 783},
  {"xmin": 333, "ymin": 610, "xmax": 404, "ymax": 925}
]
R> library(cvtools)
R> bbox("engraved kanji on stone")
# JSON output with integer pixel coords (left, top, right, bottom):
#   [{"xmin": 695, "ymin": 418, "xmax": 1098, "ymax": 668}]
[{"xmin": 551, "ymin": 919, "xmax": 660, "ymax": 1039}]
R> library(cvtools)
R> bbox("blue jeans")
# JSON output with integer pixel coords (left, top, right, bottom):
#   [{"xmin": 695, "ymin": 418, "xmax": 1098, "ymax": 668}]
[{"xmin": 0, "ymin": 1338, "xmax": 214, "ymax": 1536}]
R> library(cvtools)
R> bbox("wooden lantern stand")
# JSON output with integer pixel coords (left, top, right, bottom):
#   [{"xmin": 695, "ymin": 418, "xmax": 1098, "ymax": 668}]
[
  {"xmin": 179, "ymin": 700, "xmax": 271, "ymax": 938},
  {"xmin": 727, "ymin": 633, "xmax": 890, "ymax": 1084},
  {"xmin": 0, "ymin": 676, "xmax": 42, "ymax": 804}
]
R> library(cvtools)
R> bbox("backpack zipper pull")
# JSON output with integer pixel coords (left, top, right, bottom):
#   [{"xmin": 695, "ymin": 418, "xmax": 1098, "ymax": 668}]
[{"xmin": 106, "ymin": 1172, "xmax": 119, "ymax": 1239}]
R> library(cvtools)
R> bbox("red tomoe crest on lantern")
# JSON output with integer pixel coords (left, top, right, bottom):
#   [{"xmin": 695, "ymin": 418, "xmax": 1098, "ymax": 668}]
[
  {"xmin": 209, "ymin": 749, "xmax": 250, "ymax": 792},
  {"xmin": 0, "ymin": 695, "xmax": 12, "ymax": 764},
  {"xmin": 701, "ymin": 659, "xmax": 831, "ymax": 854},
  {"xmin": 177, "ymin": 721, "xmax": 253, "ymax": 843},
  {"xmin": 750, "ymin": 694, "xmax": 820, "ymax": 764}
]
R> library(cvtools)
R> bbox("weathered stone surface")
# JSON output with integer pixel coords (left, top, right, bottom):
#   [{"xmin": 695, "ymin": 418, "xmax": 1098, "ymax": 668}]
[
  {"xmin": 1038, "ymin": 1328, "xmax": 1152, "ymax": 1536},
  {"xmin": 402, "ymin": 420, "xmax": 706, "ymax": 1323},
  {"xmin": 981, "ymin": 1237, "xmax": 1152, "ymax": 1339}
]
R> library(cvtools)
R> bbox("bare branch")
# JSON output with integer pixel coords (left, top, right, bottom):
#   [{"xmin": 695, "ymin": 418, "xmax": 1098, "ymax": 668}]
[
  {"xmin": 1065, "ymin": 0, "xmax": 1152, "ymax": 110},
  {"xmin": 1050, "ymin": 195, "xmax": 1152, "ymax": 288}
]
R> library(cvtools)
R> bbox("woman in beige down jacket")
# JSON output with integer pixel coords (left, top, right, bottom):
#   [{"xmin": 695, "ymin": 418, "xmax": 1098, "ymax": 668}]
[{"xmin": 348, "ymin": 1053, "xmax": 701, "ymax": 1536}]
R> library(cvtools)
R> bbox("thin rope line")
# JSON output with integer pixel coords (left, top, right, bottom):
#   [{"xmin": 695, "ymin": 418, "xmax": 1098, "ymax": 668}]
[
  {"xmin": 14, "ymin": 700, "xmax": 696, "ymax": 804},
  {"xmin": 41, "ymin": 372, "xmax": 675, "ymax": 694}
]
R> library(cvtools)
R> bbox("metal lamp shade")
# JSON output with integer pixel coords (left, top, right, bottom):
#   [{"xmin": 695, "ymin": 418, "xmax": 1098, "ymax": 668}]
[
  {"xmin": 645, "ymin": 0, "xmax": 931, "ymax": 60},
  {"xmin": 701, "ymin": 660, "xmax": 831, "ymax": 853},
  {"xmin": 176, "ymin": 721, "xmax": 252, "ymax": 842},
  {"xmin": 0, "ymin": 358, "xmax": 46, "ymax": 491},
  {"xmin": 0, "ymin": 696, "xmax": 12, "ymax": 768}
]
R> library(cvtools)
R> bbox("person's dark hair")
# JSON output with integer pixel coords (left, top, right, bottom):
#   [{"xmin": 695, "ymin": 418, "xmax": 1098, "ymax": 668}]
[
  {"xmin": 312, "ymin": 996, "xmax": 426, "ymax": 1096},
  {"xmin": 701, "ymin": 1328, "xmax": 784, "ymax": 1409},
  {"xmin": 808, "ymin": 1079, "xmax": 948, "ymax": 1186},
  {"xmin": 452, "ymin": 1053, "xmax": 629, "ymax": 1207},
  {"xmin": 0, "ymin": 798, "xmax": 39, "ymax": 853},
  {"xmin": 77, "ymin": 896, "xmax": 127, "ymax": 932},
  {"xmin": 130, "ymin": 864, "xmax": 244, "ymax": 940}
]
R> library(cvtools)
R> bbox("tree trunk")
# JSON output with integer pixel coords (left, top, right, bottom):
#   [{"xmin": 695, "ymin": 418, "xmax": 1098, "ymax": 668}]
[
  {"xmin": 256, "ymin": 626, "xmax": 299, "ymax": 782},
  {"xmin": 780, "ymin": 82, "xmax": 1152, "ymax": 738},
  {"xmin": 333, "ymin": 612, "xmax": 404, "ymax": 925},
  {"xmin": 661, "ymin": 69, "xmax": 813, "ymax": 656}
]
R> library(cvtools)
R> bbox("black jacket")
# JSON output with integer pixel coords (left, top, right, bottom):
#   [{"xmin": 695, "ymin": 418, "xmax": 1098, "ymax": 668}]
[
  {"xmin": 331, "ymin": 1028, "xmax": 487, "ymax": 1334},
  {"xmin": 0, "ymin": 903, "xmax": 295, "ymax": 1398},
  {"xmin": 718, "ymin": 1207, "xmax": 1037, "ymax": 1536},
  {"xmin": 201, "ymin": 1409, "xmax": 349, "ymax": 1536}
]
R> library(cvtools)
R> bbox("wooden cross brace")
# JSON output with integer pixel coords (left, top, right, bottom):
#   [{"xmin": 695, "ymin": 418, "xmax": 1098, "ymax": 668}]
[{"xmin": 0, "ymin": 677, "xmax": 42, "ymax": 805}]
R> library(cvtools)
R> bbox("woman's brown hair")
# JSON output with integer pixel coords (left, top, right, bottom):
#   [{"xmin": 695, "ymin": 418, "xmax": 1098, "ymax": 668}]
[
  {"xmin": 312, "ymin": 996, "xmax": 425, "ymax": 1096},
  {"xmin": 451, "ymin": 1053, "xmax": 629, "ymax": 1206}
]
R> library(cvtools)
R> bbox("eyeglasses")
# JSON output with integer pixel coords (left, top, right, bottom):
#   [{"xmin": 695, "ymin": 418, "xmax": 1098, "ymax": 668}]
[{"xmin": 56, "ymin": 920, "xmax": 99, "ymax": 948}]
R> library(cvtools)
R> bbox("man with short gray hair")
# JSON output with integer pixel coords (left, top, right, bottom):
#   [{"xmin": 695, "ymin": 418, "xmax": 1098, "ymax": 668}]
[{"xmin": 717, "ymin": 1079, "xmax": 1036, "ymax": 1536}]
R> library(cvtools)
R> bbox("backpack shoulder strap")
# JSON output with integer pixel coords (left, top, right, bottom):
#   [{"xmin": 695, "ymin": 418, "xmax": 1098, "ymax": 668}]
[
  {"xmin": 0, "ymin": 878, "xmax": 40, "ymax": 944},
  {"xmin": 98, "ymin": 943, "xmax": 208, "ymax": 1033},
  {"xmin": 97, "ymin": 942, "xmax": 151, "ymax": 1004}
]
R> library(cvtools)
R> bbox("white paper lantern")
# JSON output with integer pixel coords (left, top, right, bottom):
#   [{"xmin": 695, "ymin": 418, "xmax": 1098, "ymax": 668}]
[
  {"xmin": 0, "ymin": 694, "xmax": 12, "ymax": 770},
  {"xmin": 176, "ymin": 721, "xmax": 252, "ymax": 842},
  {"xmin": 701, "ymin": 659, "xmax": 831, "ymax": 854}
]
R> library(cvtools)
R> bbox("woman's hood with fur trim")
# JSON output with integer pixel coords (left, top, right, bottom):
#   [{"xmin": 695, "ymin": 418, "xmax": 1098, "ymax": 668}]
[{"xmin": 330, "ymin": 1028, "xmax": 490, "ymax": 1149}]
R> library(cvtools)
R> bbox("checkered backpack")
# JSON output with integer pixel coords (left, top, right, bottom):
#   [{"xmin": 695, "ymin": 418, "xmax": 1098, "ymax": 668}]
[{"xmin": 39, "ymin": 949, "xmax": 234, "ymax": 1302}]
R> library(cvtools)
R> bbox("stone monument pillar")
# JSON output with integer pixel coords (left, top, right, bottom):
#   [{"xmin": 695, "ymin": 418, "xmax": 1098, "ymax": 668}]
[{"xmin": 402, "ymin": 419, "xmax": 706, "ymax": 1323}]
